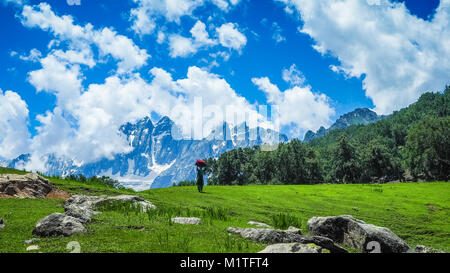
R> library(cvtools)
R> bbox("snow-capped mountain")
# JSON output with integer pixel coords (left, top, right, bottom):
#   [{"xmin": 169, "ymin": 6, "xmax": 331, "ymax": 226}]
[{"xmin": 8, "ymin": 116, "xmax": 287, "ymax": 190}]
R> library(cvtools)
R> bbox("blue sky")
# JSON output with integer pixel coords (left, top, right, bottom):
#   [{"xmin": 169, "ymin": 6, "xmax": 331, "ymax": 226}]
[{"xmin": 0, "ymin": 0, "xmax": 448, "ymax": 164}]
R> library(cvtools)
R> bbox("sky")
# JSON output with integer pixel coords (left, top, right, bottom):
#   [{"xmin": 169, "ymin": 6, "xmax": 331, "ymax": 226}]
[{"xmin": 0, "ymin": 0, "xmax": 449, "ymax": 167}]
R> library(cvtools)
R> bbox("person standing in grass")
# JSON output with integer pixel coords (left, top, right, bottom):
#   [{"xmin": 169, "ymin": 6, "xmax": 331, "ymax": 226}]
[{"xmin": 195, "ymin": 160, "xmax": 206, "ymax": 193}]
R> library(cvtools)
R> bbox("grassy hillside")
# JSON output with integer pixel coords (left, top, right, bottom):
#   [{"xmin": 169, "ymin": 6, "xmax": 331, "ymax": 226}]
[{"xmin": 1, "ymin": 168, "xmax": 448, "ymax": 253}]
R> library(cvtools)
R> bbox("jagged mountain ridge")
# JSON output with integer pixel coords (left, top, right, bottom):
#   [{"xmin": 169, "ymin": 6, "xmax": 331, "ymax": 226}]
[
  {"xmin": 304, "ymin": 108, "xmax": 386, "ymax": 142},
  {"xmin": 9, "ymin": 116, "xmax": 287, "ymax": 190}
]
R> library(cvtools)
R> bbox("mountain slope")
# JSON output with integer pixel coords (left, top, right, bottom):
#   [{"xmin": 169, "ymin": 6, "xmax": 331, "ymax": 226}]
[
  {"xmin": 8, "ymin": 117, "xmax": 287, "ymax": 190},
  {"xmin": 304, "ymin": 108, "xmax": 386, "ymax": 141}
]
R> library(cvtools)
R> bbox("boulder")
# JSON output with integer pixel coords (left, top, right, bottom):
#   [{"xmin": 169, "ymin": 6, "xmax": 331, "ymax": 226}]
[
  {"xmin": 259, "ymin": 243, "xmax": 322, "ymax": 253},
  {"xmin": 32, "ymin": 213, "xmax": 87, "ymax": 237},
  {"xmin": 172, "ymin": 217, "xmax": 202, "ymax": 225},
  {"xmin": 248, "ymin": 221, "xmax": 271, "ymax": 228},
  {"xmin": 63, "ymin": 194, "xmax": 156, "ymax": 223},
  {"xmin": 96, "ymin": 195, "xmax": 157, "ymax": 212},
  {"xmin": 227, "ymin": 227, "xmax": 303, "ymax": 244},
  {"xmin": 0, "ymin": 173, "xmax": 54, "ymax": 198},
  {"xmin": 228, "ymin": 226, "xmax": 347, "ymax": 253},
  {"xmin": 307, "ymin": 215, "xmax": 409, "ymax": 253},
  {"xmin": 0, "ymin": 218, "xmax": 4, "ymax": 229},
  {"xmin": 33, "ymin": 194, "xmax": 156, "ymax": 237}
]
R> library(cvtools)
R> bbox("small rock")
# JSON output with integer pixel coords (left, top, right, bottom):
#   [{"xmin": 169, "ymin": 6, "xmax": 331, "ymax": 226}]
[
  {"xmin": 32, "ymin": 213, "xmax": 87, "ymax": 237},
  {"xmin": 298, "ymin": 235, "xmax": 348, "ymax": 253},
  {"xmin": 24, "ymin": 238, "xmax": 40, "ymax": 245},
  {"xmin": 259, "ymin": 243, "xmax": 322, "ymax": 253},
  {"xmin": 307, "ymin": 215, "xmax": 409, "ymax": 253},
  {"xmin": 248, "ymin": 221, "xmax": 271, "ymax": 228},
  {"xmin": 413, "ymin": 245, "xmax": 444, "ymax": 253},
  {"xmin": 171, "ymin": 217, "xmax": 202, "ymax": 225},
  {"xmin": 286, "ymin": 226, "xmax": 302, "ymax": 234},
  {"xmin": 26, "ymin": 245, "xmax": 40, "ymax": 251}
]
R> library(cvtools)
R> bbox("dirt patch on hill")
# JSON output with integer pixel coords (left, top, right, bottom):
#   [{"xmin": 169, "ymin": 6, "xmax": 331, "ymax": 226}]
[{"xmin": 46, "ymin": 189, "xmax": 71, "ymax": 200}]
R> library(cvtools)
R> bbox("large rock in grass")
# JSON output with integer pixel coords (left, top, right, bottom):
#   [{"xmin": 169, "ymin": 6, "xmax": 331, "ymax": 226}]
[
  {"xmin": 64, "ymin": 194, "xmax": 156, "ymax": 223},
  {"xmin": 32, "ymin": 213, "xmax": 86, "ymax": 237},
  {"xmin": 259, "ymin": 243, "xmax": 323, "ymax": 253},
  {"xmin": 228, "ymin": 226, "xmax": 347, "ymax": 253},
  {"xmin": 307, "ymin": 215, "xmax": 409, "ymax": 253},
  {"xmin": 0, "ymin": 173, "xmax": 53, "ymax": 198},
  {"xmin": 96, "ymin": 195, "xmax": 157, "ymax": 212}
]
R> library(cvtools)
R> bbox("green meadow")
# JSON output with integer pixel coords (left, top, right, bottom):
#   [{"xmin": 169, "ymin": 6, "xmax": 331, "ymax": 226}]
[{"xmin": 1, "ymin": 169, "xmax": 448, "ymax": 253}]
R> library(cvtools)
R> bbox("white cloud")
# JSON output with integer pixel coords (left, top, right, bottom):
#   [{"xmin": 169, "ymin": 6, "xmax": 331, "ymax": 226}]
[
  {"xmin": 216, "ymin": 23, "xmax": 247, "ymax": 51},
  {"xmin": 271, "ymin": 22, "xmax": 286, "ymax": 43},
  {"xmin": 276, "ymin": 0, "xmax": 450, "ymax": 114},
  {"xmin": 282, "ymin": 64, "xmax": 306, "ymax": 86},
  {"xmin": 28, "ymin": 54, "xmax": 83, "ymax": 109},
  {"xmin": 21, "ymin": 3, "xmax": 149, "ymax": 73},
  {"xmin": 18, "ymin": 48, "xmax": 42, "ymax": 62},
  {"xmin": 169, "ymin": 35, "xmax": 198, "ymax": 58},
  {"xmin": 130, "ymin": 0, "xmax": 243, "ymax": 35},
  {"xmin": 252, "ymin": 76, "xmax": 334, "ymax": 137},
  {"xmin": 168, "ymin": 20, "xmax": 217, "ymax": 58},
  {"xmin": 27, "ymin": 64, "xmax": 262, "ymax": 164},
  {"xmin": 0, "ymin": 90, "xmax": 30, "ymax": 159}
]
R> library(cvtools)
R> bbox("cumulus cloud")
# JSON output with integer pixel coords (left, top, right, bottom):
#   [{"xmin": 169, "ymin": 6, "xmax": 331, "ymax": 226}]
[
  {"xmin": 168, "ymin": 21, "xmax": 217, "ymax": 58},
  {"xmin": 21, "ymin": 3, "xmax": 149, "ymax": 73},
  {"xmin": 27, "ymin": 64, "xmax": 262, "ymax": 164},
  {"xmin": 276, "ymin": 0, "xmax": 450, "ymax": 114},
  {"xmin": 252, "ymin": 76, "xmax": 334, "ymax": 137},
  {"xmin": 28, "ymin": 54, "xmax": 83, "ymax": 109},
  {"xmin": 216, "ymin": 23, "xmax": 247, "ymax": 51},
  {"xmin": 130, "ymin": 0, "xmax": 242, "ymax": 35},
  {"xmin": 0, "ymin": 90, "xmax": 30, "ymax": 159}
]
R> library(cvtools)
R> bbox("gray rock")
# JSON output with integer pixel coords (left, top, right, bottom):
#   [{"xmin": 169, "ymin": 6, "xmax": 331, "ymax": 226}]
[
  {"xmin": 33, "ymin": 194, "xmax": 156, "ymax": 237},
  {"xmin": 227, "ymin": 227, "xmax": 303, "ymax": 244},
  {"xmin": 24, "ymin": 238, "xmax": 40, "ymax": 245},
  {"xmin": 0, "ymin": 173, "xmax": 53, "ymax": 198},
  {"xmin": 0, "ymin": 218, "xmax": 4, "ymax": 229},
  {"xmin": 259, "ymin": 243, "xmax": 322, "ymax": 253},
  {"xmin": 228, "ymin": 226, "xmax": 347, "ymax": 253},
  {"xmin": 286, "ymin": 226, "xmax": 302, "ymax": 234},
  {"xmin": 307, "ymin": 215, "xmax": 409, "ymax": 253},
  {"xmin": 413, "ymin": 245, "xmax": 444, "ymax": 253},
  {"xmin": 171, "ymin": 217, "xmax": 202, "ymax": 225},
  {"xmin": 26, "ymin": 245, "xmax": 40, "ymax": 251},
  {"xmin": 297, "ymin": 235, "xmax": 348, "ymax": 253},
  {"xmin": 248, "ymin": 221, "xmax": 271, "ymax": 228},
  {"xmin": 32, "ymin": 213, "xmax": 87, "ymax": 237},
  {"xmin": 97, "ymin": 195, "xmax": 157, "ymax": 212}
]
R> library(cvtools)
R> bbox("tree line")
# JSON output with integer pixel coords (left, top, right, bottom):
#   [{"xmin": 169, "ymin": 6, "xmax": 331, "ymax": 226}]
[{"xmin": 205, "ymin": 86, "xmax": 450, "ymax": 185}]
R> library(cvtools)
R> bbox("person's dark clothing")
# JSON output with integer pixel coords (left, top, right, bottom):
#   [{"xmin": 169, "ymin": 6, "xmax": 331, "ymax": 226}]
[{"xmin": 196, "ymin": 166, "xmax": 204, "ymax": 192}]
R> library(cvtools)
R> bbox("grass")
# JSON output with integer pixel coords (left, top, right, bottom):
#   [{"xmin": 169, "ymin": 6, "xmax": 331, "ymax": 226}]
[{"xmin": 0, "ymin": 167, "xmax": 449, "ymax": 253}]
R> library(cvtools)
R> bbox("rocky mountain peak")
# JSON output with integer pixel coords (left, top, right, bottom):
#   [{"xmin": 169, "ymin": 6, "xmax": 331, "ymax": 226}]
[{"xmin": 304, "ymin": 108, "xmax": 386, "ymax": 142}]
